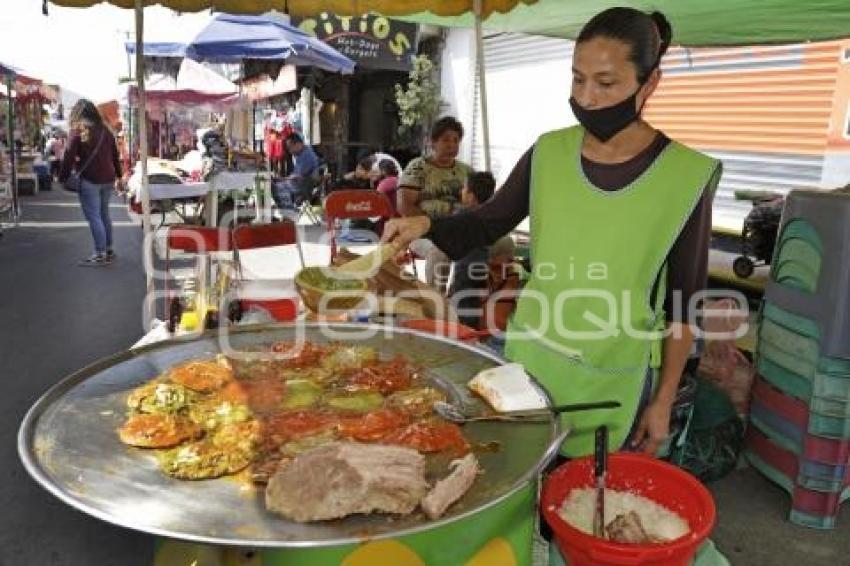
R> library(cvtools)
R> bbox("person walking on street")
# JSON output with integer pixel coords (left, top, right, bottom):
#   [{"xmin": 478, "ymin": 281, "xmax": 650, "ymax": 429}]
[
  {"xmin": 45, "ymin": 131, "xmax": 65, "ymax": 180},
  {"xmin": 59, "ymin": 99, "xmax": 124, "ymax": 266}
]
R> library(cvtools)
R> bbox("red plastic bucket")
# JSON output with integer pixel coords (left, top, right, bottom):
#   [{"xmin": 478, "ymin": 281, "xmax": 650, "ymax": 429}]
[{"xmin": 542, "ymin": 454, "xmax": 716, "ymax": 566}]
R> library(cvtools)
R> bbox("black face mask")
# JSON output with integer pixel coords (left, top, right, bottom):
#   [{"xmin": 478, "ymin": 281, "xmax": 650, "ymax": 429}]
[{"xmin": 569, "ymin": 89, "xmax": 643, "ymax": 143}]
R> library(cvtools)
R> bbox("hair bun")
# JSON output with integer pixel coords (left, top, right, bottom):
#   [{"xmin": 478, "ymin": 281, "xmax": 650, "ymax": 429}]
[{"xmin": 649, "ymin": 11, "xmax": 673, "ymax": 59}]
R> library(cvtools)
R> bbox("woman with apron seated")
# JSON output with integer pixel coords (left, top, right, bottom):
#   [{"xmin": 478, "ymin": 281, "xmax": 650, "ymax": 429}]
[{"xmin": 383, "ymin": 7, "xmax": 722, "ymax": 458}]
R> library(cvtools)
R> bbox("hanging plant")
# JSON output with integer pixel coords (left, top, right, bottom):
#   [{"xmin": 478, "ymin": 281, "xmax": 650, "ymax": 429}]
[{"xmin": 394, "ymin": 55, "xmax": 445, "ymax": 151}]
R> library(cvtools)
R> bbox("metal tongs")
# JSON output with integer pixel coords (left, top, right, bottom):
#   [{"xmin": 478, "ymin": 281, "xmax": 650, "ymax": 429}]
[
  {"xmin": 593, "ymin": 425, "xmax": 609, "ymax": 538},
  {"xmin": 433, "ymin": 400, "xmax": 621, "ymax": 424}
]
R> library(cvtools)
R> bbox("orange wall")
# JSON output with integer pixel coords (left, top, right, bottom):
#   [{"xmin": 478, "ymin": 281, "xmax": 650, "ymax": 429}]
[
  {"xmin": 644, "ymin": 41, "xmax": 847, "ymax": 156},
  {"xmin": 825, "ymin": 40, "xmax": 850, "ymax": 150}
]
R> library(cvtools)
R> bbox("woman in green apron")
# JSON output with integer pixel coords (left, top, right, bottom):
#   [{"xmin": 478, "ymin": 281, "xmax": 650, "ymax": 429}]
[{"xmin": 384, "ymin": 7, "xmax": 722, "ymax": 458}]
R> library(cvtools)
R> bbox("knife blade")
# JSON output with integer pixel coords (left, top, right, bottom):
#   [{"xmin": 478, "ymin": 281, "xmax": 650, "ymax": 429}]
[{"xmin": 593, "ymin": 425, "xmax": 608, "ymax": 538}]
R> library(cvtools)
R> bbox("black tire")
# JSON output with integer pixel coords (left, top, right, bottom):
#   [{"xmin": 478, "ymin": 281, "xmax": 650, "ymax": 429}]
[{"xmin": 733, "ymin": 256, "xmax": 755, "ymax": 279}]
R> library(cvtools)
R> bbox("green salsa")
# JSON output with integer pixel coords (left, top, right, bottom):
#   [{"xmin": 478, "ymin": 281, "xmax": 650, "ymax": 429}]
[
  {"xmin": 297, "ymin": 267, "xmax": 366, "ymax": 292},
  {"xmin": 281, "ymin": 379, "xmax": 323, "ymax": 410},
  {"xmin": 324, "ymin": 391, "xmax": 384, "ymax": 413}
]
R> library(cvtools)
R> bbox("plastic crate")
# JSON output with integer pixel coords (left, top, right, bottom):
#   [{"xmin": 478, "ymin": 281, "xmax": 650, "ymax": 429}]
[
  {"xmin": 804, "ymin": 434, "xmax": 850, "ymax": 466},
  {"xmin": 758, "ymin": 342, "xmax": 817, "ymax": 386},
  {"xmin": 751, "ymin": 404, "xmax": 803, "ymax": 449},
  {"xmin": 746, "ymin": 426, "xmax": 848, "ymax": 494},
  {"xmin": 745, "ymin": 427, "xmax": 850, "ymax": 529},
  {"xmin": 762, "ymin": 302, "xmax": 821, "ymax": 341},
  {"xmin": 789, "ymin": 509, "xmax": 839, "ymax": 530},
  {"xmin": 809, "ymin": 412, "xmax": 850, "ymax": 439},
  {"xmin": 812, "ymin": 371, "xmax": 850, "ymax": 401},
  {"xmin": 811, "ymin": 395, "xmax": 850, "ymax": 418},
  {"xmin": 777, "ymin": 219, "xmax": 823, "ymax": 254},
  {"xmin": 776, "ymin": 238, "xmax": 822, "ymax": 275},
  {"xmin": 757, "ymin": 358, "xmax": 812, "ymax": 401},
  {"xmin": 763, "ymin": 191, "xmax": 850, "ymax": 361},
  {"xmin": 799, "ymin": 459, "xmax": 849, "ymax": 493},
  {"xmin": 759, "ymin": 318, "xmax": 820, "ymax": 370},
  {"xmin": 752, "ymin": 376, "xmax": 809, "ymax": 428},
  {"xmin": 819, "ymin": 356, "xmax": 850, "ymax": 375},
  {"xmin": 792, "ymin": 485, "xmax": 846, "ymax": 519},
  {"xmin": 773, "ymin": 255, "xmax": 820, "ymax": 295},
  {"xmin": 750, "ymin": 394, "xmax": 850, "ymax": 466},
  {"xmin": 752, "ymin": 375, "xmax": 850, "ymax": 454},
  {"xmin": 746, "ymin": 426, "xmax": 799, "ymax": 480}
]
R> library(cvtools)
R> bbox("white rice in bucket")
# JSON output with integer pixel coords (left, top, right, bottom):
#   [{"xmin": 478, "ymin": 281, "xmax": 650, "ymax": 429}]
[{"xmin": 558, "ymin": 488, "xmax": 690, "ymax": 542}]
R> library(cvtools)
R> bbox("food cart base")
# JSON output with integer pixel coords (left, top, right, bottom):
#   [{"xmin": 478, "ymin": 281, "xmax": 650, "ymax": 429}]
[{"xmin": 153, "ymin": 482, "xmax": 537, "ymax": 566}]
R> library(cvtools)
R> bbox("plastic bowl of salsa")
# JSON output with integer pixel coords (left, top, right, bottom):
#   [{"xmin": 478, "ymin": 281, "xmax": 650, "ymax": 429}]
[{"xmin": 295, "ymin": 266, "xmax": 370, "ymax": 313}]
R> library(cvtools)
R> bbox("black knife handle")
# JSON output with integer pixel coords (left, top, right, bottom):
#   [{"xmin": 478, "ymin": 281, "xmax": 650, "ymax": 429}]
[{"xmin": 595, "ymin": 425, "xmax": 608, "ymax": 478}]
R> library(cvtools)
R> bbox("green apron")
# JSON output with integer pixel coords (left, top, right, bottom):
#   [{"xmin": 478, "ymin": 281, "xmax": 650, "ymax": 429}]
[{"xmin": 505, "ymin": 126, "xmax": 720, "ymax": 457}]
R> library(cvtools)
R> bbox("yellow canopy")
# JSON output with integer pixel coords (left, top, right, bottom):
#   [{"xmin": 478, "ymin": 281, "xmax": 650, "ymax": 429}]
[
  {"xmin": 49, "ymin": 0, "xmax": 536, "ymax": 18},
  {"xmin": 288, "ymin": 0, "xmax": 536, "ymax": 18},
  {"xmin": 49, "ymin": 1, "xmax": 284, "ymax": 12}
]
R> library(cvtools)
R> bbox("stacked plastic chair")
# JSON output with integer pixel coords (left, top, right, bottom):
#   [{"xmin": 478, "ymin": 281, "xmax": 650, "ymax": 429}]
[{"xmin": 746, "ymin": 190, "xmax": 850, "ymax": 529}]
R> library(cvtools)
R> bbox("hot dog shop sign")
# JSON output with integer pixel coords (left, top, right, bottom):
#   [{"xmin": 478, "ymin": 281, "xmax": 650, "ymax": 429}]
[{"xmin": 294, "ymin": 13, "xmax": 417, "ymax": 72}]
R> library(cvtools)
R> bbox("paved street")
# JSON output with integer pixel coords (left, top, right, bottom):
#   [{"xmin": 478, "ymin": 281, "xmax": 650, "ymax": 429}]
[{"xmin": 2, "ymin": 188, "xmax": 848, "ymax": 565}]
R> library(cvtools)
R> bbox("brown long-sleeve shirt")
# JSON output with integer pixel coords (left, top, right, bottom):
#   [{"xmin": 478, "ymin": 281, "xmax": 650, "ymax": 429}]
[
  {"xmin": 427, "ymin": 133, "xmax": 719, "ymax": 322},
  {"xmin": 59, "ymin": 125, "xmax": 122, "ymax": 185}
]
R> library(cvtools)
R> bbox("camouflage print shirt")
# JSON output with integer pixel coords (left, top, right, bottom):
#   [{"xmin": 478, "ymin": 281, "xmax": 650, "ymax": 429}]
[{"xmin": 398, "ymin": 157, "xmax": 473, "ymax": 219}]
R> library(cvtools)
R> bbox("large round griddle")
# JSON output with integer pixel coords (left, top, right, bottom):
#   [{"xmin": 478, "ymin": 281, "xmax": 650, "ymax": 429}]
[{"xmin": 18, "ymin": 323, "xmax": 557, "ymax": 548}]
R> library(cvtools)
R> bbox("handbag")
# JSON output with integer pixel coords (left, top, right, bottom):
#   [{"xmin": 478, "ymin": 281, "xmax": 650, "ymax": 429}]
[{"xmin": 64, "ymin": 129, "xmax": 106, "ymax": 193}]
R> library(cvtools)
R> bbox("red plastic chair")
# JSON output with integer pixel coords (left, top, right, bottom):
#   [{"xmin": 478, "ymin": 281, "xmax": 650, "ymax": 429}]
[
  {"xmin": 324, "ymin": 189, "xmax": 394, "ymax": 263},
  {"xmin": 230, "ymin": 221, "xmax": 304, "ymax": 321},
  {"xmin": 232, "ymin": 221, "xmax": 304, "ymax": 268},
  {"xmin": 166, "ymin": 225, "xmax": 232, "ymax": 255}
]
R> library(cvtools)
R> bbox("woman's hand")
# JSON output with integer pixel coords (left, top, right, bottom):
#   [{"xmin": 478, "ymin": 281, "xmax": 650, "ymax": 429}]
[
  {"xmin": 631, "ymin": 397, "xmax": 673, "ymax": 456},
  {"xmin": 113, "ymin": 178, "xmax": 126, "ymax": 196},
  {"xmin": 380, "ymin": 216, "xmax": 431, "ymax": 249}
]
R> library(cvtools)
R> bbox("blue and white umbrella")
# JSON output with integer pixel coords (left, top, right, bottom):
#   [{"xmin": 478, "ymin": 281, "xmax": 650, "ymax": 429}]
[{"xmin": 127, "ymin": 13, "xmax": 355, "ymax": 74}]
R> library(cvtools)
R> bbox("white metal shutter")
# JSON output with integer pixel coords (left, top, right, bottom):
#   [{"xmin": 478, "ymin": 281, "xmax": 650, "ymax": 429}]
[{"xmin": 471, "ymin": 33, "xmax": 575, "ymax": 177}]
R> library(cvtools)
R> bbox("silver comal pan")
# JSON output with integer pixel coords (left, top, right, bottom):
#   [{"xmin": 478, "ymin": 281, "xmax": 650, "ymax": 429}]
[{"xmin": 18, "ymin": 323, "xmax": 558, "ymax": 548}]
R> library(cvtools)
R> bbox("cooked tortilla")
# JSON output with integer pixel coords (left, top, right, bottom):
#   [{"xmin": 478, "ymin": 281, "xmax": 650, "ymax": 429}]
[
  {"xmin": 119, "ymin": 414, "xmax": 201, "ymax": 448},
  {"xmin": 158, "ymin": 421, "xmax": 258, "ymax": 480}
]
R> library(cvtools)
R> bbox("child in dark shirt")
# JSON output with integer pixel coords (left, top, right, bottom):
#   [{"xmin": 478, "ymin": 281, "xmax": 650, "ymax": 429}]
[{"xmin": 449, "ymin": 171, "xmax": 501, "ymax": 328}]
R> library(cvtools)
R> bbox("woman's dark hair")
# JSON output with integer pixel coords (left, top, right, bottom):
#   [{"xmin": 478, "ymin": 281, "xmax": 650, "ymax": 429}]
[
  {"xmin": 357, "ymin": 155, "xmax": 376, "ymax": 171},
  {"xmin": 466, "ymin": 171, "xmax": 496, "ymax": 204},
  {"xmin": 430, "ymin": 116, "xmax": 464, "ymax": 142},
  {"xmin": 577, "ymin": 8, "xmax": 672, "ymax": 83},
  {"xmin": 378, "ymin": 158, "xmax": 399, "ymax": 178},
  {"xmin": 68, "ymin": 99, "xmax": 105, "ymax": 129}
]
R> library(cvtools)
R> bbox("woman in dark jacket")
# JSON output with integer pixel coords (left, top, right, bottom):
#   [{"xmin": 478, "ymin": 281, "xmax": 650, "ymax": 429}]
[{"xmin": 59, "ymin": 99, "xmax": 123, "ymax": 266}]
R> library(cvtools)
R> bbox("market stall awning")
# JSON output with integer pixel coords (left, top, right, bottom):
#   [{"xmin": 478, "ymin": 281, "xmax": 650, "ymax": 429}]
[
  {"xmin": 0, "ymin": 61, "xmax": 18, "ymax": 77},
  {"xmin": 97, "ymin": 100, "xmax": 122, "ymax": 129},
  {"xmin": 125, "ymin": 13, "xmax": 356, "ymax": 73},
  {"xmin": 48, "ymin": 0, "xmax": 284, "ymax": 12},
  {"xmin": 0, "ymin": 61, "xmax": 41, "ymax": 85},
  {"xmin": 127, "ymin": 58, "xmax": 239, "ymax": 106},
  {"xmin": 49, "ymin": 0, "xmax": 536, "ymax": 18},
  {"xmin": 127, "ymin": 41, "xmax": 189, "ymax": 58},
  {"xmin": 399, "ymin": 0, "xmax": 850, "ymax": 46}
]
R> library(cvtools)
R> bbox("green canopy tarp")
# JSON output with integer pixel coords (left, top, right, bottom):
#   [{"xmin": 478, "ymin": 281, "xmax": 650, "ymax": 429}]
[{"xmin": 403, "ymin": 0, "xmax": 850, "ymax": 46}]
